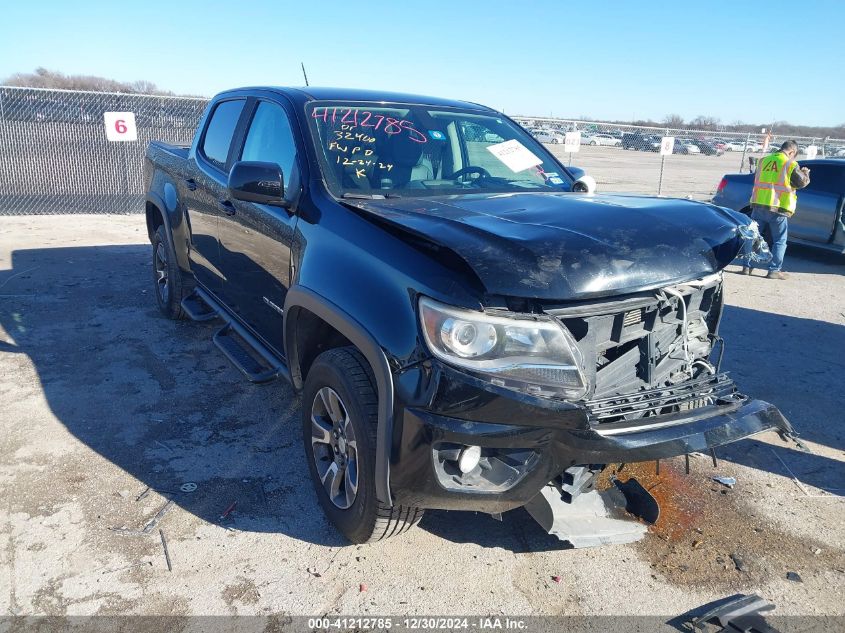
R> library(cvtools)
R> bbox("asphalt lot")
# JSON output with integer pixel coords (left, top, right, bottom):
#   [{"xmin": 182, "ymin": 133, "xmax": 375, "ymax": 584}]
[{"xmin": 0, "ymin": 215, "xmax": 843, "ymax": 622}]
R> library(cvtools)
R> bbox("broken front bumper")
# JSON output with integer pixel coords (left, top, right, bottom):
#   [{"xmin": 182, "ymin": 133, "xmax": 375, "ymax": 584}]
[{"xmin": 389, "ymin": 366, "xmax": 793, "ymax": 512}]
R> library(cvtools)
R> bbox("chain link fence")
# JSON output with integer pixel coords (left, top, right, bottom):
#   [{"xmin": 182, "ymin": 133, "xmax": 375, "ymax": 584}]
[
  {"xmin": 0, "ymin": 86, "xmax": 207, "ymax": 215},
  {"xmin": 1, "ymin": 86, "xmax": 844, "ymax": 215},
  {"xmin": 511, "ymin": 116, "xmax": 845, "ymax": 199}
]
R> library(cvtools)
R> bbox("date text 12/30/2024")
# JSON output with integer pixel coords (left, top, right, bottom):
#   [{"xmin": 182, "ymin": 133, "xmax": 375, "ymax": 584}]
[{"xmin": 307, "ymin": 617, "xmax": 528, "ymax": 630}]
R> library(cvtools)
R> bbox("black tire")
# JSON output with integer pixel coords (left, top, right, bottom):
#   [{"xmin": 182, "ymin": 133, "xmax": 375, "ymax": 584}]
[
  {"xmin": 152, "ymin": 225, "xmax": 192, "ymax": 320},
  {"xmin": 302, "ymin": 347, "xmax": 423, "ymax": 543}
]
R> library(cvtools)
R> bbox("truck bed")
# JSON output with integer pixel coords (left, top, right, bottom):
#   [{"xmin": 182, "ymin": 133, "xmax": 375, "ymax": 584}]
[{"xmin": 148, "ymin": 140, "xmax": 190, "ymax": 161}]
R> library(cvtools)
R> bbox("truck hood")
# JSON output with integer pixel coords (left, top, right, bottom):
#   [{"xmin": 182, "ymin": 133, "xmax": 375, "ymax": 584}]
[{"xmin": 347, "ymin": 192, "xmax": 746, "ymax": 300}]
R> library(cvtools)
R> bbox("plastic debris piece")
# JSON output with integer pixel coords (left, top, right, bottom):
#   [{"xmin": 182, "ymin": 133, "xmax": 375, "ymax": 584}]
[
  {"xmin": 552, "ymin": 576, "xmax": 562, "ymax": 584},
  {"xmin": 687, "ymin": 594, "xmax": 776, "ymax": 632},
  {"xmin": 306, "ymin": 567, "xmax": 321, "ymax": 578},
  {"xmin": 359, "ymin": 583, "xmax": 368, "ymax": 592},
  {"xmin": 786, "ymin": 571, "xmax": 803, "ymax": 582},
  {"xmin": 712, "ymin": 476, "xmax": 736, "ymax": 489}
]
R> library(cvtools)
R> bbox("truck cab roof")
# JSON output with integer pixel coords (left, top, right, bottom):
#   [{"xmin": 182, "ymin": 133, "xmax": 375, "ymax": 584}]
[{"xmin": 214, "ymin": 86, "xmax": 491, "ymax": 111}]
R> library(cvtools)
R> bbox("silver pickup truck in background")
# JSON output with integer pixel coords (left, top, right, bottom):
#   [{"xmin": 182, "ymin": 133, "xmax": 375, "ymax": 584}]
[{"xmin": 712, "ymin": 158, "xmax": 845, "ymax": 253}]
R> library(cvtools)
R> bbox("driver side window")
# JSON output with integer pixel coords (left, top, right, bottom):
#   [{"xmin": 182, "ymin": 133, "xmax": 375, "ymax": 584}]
[{"xmin": 241, "ymin": 101, "xmax": 298, "ymax": 192}]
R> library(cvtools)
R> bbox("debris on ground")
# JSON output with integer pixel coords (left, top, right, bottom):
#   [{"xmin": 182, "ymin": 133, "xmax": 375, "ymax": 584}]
[
  {"xmin": 359, "ymin": 583, "xmax": 367, "ymax": 592},
  {"xmin": 596, "ymin": 458, "xmax": 845, "ymax": 590},
  {"xmin": 786, "ymin": 571, "xmax": 803, "ymax": 583},
  {"xmin": 109, "ymin": 500, "xmax": 174, "ymax": 536},
  {"xmin": 551, "ymin": 576, "xmax": 562, "ymax": 584},
  {"xmin": 686, "ymin": 593, "xmax": 776, "ymax": 632},
  {"xmin": 711, "ymin": 476, "xmax": 736, "ymax": 489},
  {"xmin": 159, "ymin": 529, "xmax": 173, "ymax": 572},
  {"xmin": 729, "ymin": 553, "xmax": 747, "ymax": 572},
  {"xmin": 219, "ymin": 501, "xmax": 237, "ymax": 520}
]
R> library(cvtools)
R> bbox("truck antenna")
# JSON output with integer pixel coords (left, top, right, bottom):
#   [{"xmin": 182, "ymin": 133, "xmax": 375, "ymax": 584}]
[{"xmin": 301, "ymin": 62, "xmax": 310, "ymax": 87}]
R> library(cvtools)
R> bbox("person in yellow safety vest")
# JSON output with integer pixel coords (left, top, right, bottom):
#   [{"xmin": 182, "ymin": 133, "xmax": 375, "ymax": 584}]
[{"xmin": 742, "ymin": 140, "xmax": 810, "ymax": 279}]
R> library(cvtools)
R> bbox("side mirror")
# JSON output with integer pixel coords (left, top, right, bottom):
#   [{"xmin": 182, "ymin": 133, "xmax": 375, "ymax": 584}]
[
  {"xmin": 228, "ymin": 161, "xmax": 286, "ymax": 206},
  {"xmin": 571, "ymin": 174, "xmax": 597, "ymax": 194}
]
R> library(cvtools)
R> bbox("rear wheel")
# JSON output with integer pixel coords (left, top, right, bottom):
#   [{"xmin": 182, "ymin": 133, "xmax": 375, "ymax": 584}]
[
  {"xmin": 152, "ymin": 225, "xmax": 192, "ymax": 320},
  {"xmin": 302, "ymin": 347, "xmax": 423, "ymax": 543}
]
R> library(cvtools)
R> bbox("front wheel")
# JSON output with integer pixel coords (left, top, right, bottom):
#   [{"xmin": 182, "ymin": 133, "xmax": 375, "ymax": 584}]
[{"xmin": 302, "ymin": 347, "xmax": 423, "ymax": 543}]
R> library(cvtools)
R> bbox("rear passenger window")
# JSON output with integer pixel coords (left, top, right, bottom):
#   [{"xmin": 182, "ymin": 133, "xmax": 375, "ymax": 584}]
[{"xmin": 201, "ymin": 100, "xmax": 245, "ymax": 169}]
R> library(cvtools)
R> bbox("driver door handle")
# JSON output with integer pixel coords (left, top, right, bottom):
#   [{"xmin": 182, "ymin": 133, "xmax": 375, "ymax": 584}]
[{"xmin": 218, "ymin": 199, "xmax": 236, "ymax": 216}]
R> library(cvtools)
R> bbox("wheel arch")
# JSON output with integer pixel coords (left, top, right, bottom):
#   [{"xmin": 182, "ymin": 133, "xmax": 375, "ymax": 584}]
[{"xmin": 284, "ymin": 285, "xmax": 395, "ymax": 506}]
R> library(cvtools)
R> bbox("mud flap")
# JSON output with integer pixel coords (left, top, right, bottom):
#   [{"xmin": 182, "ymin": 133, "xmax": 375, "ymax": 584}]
[{"xmin": 525, "ymin": 483, "xmax": 650, "ymax": 548}]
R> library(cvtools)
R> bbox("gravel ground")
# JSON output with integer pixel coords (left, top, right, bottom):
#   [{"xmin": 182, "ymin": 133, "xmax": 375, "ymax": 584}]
[
  {"xmin": 546, "ymin": 144, "xmax": 752, "ymax": 200},
  {"xmin": 0, "ymin": 214, "xmax": 843, "ymax": 622}
]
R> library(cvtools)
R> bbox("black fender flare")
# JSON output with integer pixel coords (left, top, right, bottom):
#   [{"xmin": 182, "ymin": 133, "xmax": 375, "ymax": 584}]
[
  {"xmin": 283, "ymin": 285, "xmax": 394, "ymax": 506},
  {"xmin": 146, "ymin": 187, "xmax": 191, "ymax": 272}
]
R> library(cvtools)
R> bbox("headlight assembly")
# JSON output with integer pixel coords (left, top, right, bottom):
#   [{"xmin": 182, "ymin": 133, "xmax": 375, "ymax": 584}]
[{"xmin": 419, "ymin": 297, "xmax": 589, "ymax": 400}]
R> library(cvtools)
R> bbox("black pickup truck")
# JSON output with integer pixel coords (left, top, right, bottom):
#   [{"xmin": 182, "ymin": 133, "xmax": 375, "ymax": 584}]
[{"xmin": 144, "ymin": 86, "xmax": 793, "ymax": 545}]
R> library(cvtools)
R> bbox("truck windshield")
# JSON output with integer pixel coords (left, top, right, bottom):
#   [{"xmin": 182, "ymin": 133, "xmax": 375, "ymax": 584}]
[{"xmin": 305, "ymin": 101, "xmax": 573, "ymax": 198}]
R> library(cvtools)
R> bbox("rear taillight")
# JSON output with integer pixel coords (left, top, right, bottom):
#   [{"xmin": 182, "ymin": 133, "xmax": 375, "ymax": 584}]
[{"xmin": 716, "ymin": 177, "xmax": 727, "ymax": 194}]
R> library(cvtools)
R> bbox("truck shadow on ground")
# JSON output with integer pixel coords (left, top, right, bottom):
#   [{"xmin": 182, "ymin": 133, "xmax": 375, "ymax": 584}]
[{"xmin": 1, "ymin": 244, "xmax": 842, "ymax": 550}]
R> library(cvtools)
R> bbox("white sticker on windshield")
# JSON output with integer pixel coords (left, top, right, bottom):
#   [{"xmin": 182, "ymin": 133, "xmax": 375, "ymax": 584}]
[{"xmin": 485, "ymin": 139, "xmax": 543, "ymax": 173}]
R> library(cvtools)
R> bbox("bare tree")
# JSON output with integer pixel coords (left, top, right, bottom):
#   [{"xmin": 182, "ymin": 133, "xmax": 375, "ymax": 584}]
[
  {"xmin": 689, "ymin": 115, "xmax": 721, "ymax": 129},
  {"xmin": 662, "ymin": 114, "xmax": 685, "ymax": 127},
  {"xmin": 1, "ymin": 68, "xmax": 200, "ymax": 96}
]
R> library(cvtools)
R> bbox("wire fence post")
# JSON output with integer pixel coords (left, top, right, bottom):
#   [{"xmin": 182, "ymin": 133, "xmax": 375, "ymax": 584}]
[
  {"xmin": 657, "ymin": 128, "xmax": 668, "ymax": 196},
  {"xmin": 739, "ymin": 132, "xmax": 751, "ymax": 172}
]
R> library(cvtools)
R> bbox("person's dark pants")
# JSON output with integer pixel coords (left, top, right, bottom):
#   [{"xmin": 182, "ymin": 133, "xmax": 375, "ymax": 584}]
[{"xmin": 743, "ymin": 207, "xmax": 789, "ymax": 272}]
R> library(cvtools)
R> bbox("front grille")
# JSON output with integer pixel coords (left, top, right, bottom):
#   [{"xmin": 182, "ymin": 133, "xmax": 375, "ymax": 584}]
[
  {"xmin": 585, "ymin": 372, "xmax": 739, "ymax": 424},
  {"xmin": 546, "ymin": 276, "xmax": 726, "ymax": 424},
  {"xmin": 622, "ymin": 308, "xmax": 643, "ymax": 327}
]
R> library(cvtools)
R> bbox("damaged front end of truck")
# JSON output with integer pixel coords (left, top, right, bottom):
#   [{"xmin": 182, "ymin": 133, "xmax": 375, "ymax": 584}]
[{"xmin": 349, "ymin": 192, "xmax": 797, "ymax": 546}]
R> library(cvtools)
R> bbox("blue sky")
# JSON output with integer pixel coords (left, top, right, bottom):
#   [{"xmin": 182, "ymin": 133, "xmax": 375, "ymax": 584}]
[{"xmin": 2, "ymin": 0, "xmax": 843, "ymax": 126}]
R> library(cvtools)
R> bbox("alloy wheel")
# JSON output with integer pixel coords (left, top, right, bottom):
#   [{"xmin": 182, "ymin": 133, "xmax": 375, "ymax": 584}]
[
  {"xmin": 155, "ymin": 242, "xmax": 169, "ymax": 304},
  {"xmin": 310, "ymin": 386, "xmax": 359, "ymax": 509}
]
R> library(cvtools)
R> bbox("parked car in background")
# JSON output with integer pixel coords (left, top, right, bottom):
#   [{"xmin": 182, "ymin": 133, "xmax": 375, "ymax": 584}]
[
  {"xmin": 533, "ymin": 129, "xmax": 565, "ymax": 144},
  {"xmin": 713, "ymin": 158, "xmax": 845, "ymax": 253},
  {"xmin": 723, "ymin": 139, "xmax": 747, "ymax": 152},
  {"xmin": 584, "ymin": 133, "xmax": 622, "ymax": 147},
  {"xmin": 678, "ymin": 139, "xmax": 700, "ymax": 154},
  {"xmin": 691, "ymin": 140, "xmax": 723, "ymax": 156},
  {"xmin": 622, "ymin": 132, "xmax": 660, "ymax": 151}
]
